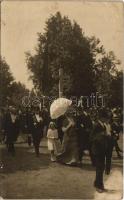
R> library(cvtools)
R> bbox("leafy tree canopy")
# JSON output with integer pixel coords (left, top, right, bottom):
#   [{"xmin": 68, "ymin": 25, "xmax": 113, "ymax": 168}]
[
  {"xmin": 0, "ymin": 57, "xmax": 29, "ymax": 109},
  {"xmin": 26, "ymin": 12, "xmax": 122, "ymax": 106}
]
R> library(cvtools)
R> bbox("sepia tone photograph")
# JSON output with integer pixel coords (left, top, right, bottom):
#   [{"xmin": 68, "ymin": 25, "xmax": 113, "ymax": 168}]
[{"xmin": 0, "ymin": 0, "xmax": 123, "ymax": 199}]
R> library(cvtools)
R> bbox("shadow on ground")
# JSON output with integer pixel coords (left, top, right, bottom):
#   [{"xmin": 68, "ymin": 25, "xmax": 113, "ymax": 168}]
[{"xmin": 0, "ymin": 146, "xmax": 50, "ymax": 174}]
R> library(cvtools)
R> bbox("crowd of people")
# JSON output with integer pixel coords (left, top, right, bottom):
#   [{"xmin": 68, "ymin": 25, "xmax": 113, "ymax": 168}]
[{"xmin": 0, "ymin": 104, "xmax": 123, "ymax": 193}]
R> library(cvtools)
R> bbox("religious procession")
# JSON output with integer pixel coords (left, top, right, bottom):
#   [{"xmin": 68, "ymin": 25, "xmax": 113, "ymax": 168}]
[
  {"xmin": 0, "ymin": 2, "xmax": 123, "ymax": 199},
  {"xmin": 0, "ymin": 99, "xmax": 123, "ymax": 194}
]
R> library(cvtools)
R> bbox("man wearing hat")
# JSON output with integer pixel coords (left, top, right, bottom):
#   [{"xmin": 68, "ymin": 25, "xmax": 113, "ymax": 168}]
[
  {"xmin": 28, "ymin": 106, "xmax": 44, "ymax": 157},
  {"xmin": 90, "ymin": 108, "xmax": 113, "ymax": 193}
]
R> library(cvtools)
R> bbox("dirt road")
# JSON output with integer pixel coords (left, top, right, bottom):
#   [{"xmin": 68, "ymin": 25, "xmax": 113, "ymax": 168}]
[{"xmin": 0, "ymin": 136, "xmax": 123, "ymax": 199}]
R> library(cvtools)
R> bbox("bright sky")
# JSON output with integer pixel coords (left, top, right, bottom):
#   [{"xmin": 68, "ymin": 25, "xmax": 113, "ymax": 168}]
[{"xmin": 1, "ymin": 1, "xmax": 124, "ymax": 89}]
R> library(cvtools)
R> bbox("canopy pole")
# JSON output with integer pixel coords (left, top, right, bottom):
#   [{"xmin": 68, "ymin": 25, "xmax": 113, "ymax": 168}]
[{"xmin": 59, "ymin": 68, "xmax": 63, "ymax": 98}]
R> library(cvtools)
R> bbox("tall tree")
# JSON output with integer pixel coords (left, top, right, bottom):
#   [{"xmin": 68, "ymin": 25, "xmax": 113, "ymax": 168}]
[
  {"xmin": 109, "ymin": 70, "xmax": 123, "ymax": 107},
  {"xmin": 26, "ymin": 12, "xmax": 95, "ymax": 97},
  {"xmin": 0, "ymin": 57, "xmax": 30, "ymax": 108},
  {"xmin": 26, "ymin": 12, "xmax": 121, "ymax": 105},
  {"xmin": 0, "ymin": 57, "xmax": 14, "ymax": 107},
  {"xmin": 9, "ymin": 82, "xmax": 29, "ymax": 108},
  {"xmin": 93, "ymin": 51, "xmax": 120, "ymax": 95}
]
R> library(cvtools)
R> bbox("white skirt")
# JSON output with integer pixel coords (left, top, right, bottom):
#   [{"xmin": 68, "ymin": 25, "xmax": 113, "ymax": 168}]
[
  {"xmin": 47, "ymin": 139, "xmax": 62, "ymax": 153},
  {"xmin": 48, "ymin": 138, "xmax": 56, "ymax": 151}
]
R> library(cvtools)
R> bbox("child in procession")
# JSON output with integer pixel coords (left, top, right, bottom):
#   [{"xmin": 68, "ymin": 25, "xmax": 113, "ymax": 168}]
[{"xmin": 47, "ymin": 121, "xmax": 59, "ymax": 162}]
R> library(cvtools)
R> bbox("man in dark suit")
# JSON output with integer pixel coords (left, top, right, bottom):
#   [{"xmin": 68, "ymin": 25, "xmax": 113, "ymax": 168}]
[
  {"xmin": 28, "ymin": 106, "xmax": 44, "ymax": 157},
  {"xmin": 76, "ymin": 107, "xmax": 93, "ymax": 164},
  {"xmin": 90, "ymin": 109, "xmax": 113, "ymax": 193},
  {"xmin": 3, "ymin": 106, "xmax": 20, "ymax": 156}
]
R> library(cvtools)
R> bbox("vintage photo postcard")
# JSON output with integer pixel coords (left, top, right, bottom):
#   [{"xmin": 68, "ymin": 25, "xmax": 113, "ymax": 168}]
[{"xmin": 0, "ymin": 0, "xmax": 123, "ymax": 199}]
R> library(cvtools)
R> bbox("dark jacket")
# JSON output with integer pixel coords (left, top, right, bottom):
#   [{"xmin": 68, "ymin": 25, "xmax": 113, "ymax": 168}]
[
  {"xmin": 27, "ymin": 113, "xmax": 44, "ymax": 137},
  {"xmin": 76, "ymin": 113, "xmax": 93, "ymax": 149},
  {"xmin": 76, "ymin": 112, "xmax": 92, "ymax": 130},
  {"xmin": 90, "ymin": 121, "xmax": 107, "ymax": 155},
  {"xmin": 19, "ymin": 111, "xmax": 29, "ymax": 134},
  {"xmin": 3, "ymin": 112, "xmax": 20, "ymax": 142},
  {"xmin": 111, "ymin": 122, "xmax": 121, "ymax": 140}
]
